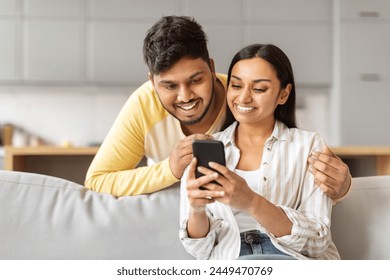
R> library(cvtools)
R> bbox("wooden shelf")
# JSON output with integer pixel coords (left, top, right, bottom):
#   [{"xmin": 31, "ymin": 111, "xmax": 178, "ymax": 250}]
[
  {"xmin": 331, "ymin": 146, "xmax": 390, "ymax": 176},
  {"xmin": 3, "ymin": 146, "xmax": 390, "ymax": 186},
  {"xmin": 331, "ymin": 146, "xmax": 390, "ymax": 156},
  {"xmin": 4, "ymin": 146, "xmax": 99, "ymax": 185}
]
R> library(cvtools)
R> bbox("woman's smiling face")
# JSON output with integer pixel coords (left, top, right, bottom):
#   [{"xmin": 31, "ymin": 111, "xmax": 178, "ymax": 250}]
[{"xmin": 227, "ymin": 57, "xmax": 290, "ymax": 126}]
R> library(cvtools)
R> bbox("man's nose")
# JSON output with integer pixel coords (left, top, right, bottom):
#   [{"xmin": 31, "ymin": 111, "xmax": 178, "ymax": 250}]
[{"xmin": 177, "ymin": 85, "xmax": 193, "ymax": 102}]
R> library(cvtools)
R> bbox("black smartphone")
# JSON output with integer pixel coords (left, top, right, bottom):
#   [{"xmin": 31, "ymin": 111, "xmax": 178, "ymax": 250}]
[{"xmin": 192, "ymin": 139, "xmax": 226, "ymax": 189}]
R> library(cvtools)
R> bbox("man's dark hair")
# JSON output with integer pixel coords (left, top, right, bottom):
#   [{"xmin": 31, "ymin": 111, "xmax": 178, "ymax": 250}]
[{"xmin": 143, "ymin": 16, "xmax": 210, "ymax": 75}]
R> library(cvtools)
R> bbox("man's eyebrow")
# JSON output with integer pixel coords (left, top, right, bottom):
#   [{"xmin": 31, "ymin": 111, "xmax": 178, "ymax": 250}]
[
  {"xmin": 159, "ymin": 79, "xmax": 175, "ymax": 85},
  {"xmin": 231, "ymin": 75, "xmax": 271, "ymax": 83},
  {"xmin": 158, "ymin": 71, "xmax": 204, "ymax": 85},
  {"xmin": 188, "ymin": 71, "xmax": 204, "ymax": 80}
]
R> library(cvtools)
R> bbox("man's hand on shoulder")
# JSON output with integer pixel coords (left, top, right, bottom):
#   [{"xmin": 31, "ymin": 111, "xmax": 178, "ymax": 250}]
[
  {"xmin": 308, "ymin": 145, "xmax": 351, "ymax": 200},
  {"xmin": 169, "ymin": 134, "xmax": 213, "ymax": 179}
]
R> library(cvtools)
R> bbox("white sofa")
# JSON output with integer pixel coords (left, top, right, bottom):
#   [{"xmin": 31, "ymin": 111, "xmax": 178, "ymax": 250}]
[{"xmin": 0, "ymin": 170, "xmax": 389, "ymax": 260}]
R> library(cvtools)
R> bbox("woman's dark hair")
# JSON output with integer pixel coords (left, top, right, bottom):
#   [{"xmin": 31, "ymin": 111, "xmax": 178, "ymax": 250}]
[
  {"xmin": 143, "ymin": 16, "xmax": 210, "ymax": 75},
  {"xmin": 226, "ymin": 44, "xmax": 297, "ymax": 128}
]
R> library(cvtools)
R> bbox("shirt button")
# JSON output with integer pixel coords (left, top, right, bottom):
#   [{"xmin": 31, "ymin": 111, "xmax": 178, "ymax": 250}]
[
  {"xmin": 263, "ymin": 177, "xmax": 267, "ymax": 181},
  {"xmin": 267, "ymin": 147, "xmax": 271, "ymax": 151},
  {"xmin": 263, "ymin": 162, "xmax": 268, "ymax": 165}
]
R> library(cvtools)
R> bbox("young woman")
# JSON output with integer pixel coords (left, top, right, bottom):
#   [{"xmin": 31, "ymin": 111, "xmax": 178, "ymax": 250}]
[{"xmin": 179, "ymin": 44, "xmax": 340, "ymax": 260}]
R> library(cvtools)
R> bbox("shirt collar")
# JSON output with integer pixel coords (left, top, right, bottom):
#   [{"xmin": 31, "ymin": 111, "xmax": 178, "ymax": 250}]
[
  {"xmin": 216, "ymin": 119, "xmax": 291, "ymax": 147},
  {"xmin": 271, "ymin": 120, "xmax": 291, "ymax": 142}
]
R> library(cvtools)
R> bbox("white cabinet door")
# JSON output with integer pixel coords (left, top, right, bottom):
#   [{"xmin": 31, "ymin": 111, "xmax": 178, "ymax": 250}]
[
  {"xmin": 340, "ymin": 0, "xmax": 390, "ymax": 20},
  {"xmin": 24, "ymin": 20, "xmax": 84, "ymax": 82},
  {"xmin": 0, "ymin": 19, "xmax": 19, "ymax": 81},
  {"xmin": 340, "ymin": 22, "xmax": 390, "ymax": 82},
  {"xmin": 242, "ymin": 0, "xmax": 333, "ymax": 85},
  {"xmin": 338, "ymin": 0, "xmax": 390, "ymax": 145},
  {"xmin": 244, "ymin": 0, "xmax": 332, "ymax": 21},
  {"xmin": 340, "ymin": 81, "xmax": 390, "ymax": 145},
  {"xmin": 87, "ymin": 22, "xmax": 150, "ymax": 84},
  {"xmin": 244, "ymin": 24, "xmax": 332, "ymax": 85}
]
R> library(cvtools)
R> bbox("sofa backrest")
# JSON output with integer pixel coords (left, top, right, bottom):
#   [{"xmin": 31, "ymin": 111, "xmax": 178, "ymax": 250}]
[
  {"xmin": 0, "ymin": 170, "xmax": 191, "ymax": 260},
  {"xmin": 1, "ymin": 170, "xmax": 389, "ymax": 260},
  {"xmin": 332, "ymin": 175, "xmax": 390, "ymax": 260}
]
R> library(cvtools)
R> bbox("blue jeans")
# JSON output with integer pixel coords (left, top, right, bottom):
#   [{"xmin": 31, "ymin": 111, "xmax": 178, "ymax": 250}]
[{"xmin": 239, "ymin": 230, "xmax": 294, "ymax": 259}]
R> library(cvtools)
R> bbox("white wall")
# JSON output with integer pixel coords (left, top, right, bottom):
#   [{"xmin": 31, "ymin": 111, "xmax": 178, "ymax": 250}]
[
  {"xmin": 1, "ymin": 0, "xmax": 337, "ymax": 147},
  {"xmin": 0, "ymin": 85, "xmax": 132, "ymax": 146}
]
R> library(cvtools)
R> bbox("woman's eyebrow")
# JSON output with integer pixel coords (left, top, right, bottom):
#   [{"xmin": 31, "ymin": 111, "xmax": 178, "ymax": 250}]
[
  {"xmin": 231, "ymin": 75, "xmax": 271, "ymax": 83},
  {"xmin": 253, "ymin": 78, "xmax": 271, "ymax": 83}
]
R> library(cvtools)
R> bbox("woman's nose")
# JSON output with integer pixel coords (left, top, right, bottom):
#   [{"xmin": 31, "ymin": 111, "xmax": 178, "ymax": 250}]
[{"xmin": 237, "ymin": 87, "xmax": 252, "ymax": 103}]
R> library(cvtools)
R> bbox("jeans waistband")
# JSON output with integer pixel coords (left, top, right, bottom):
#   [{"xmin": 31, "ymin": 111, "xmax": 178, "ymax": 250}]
[{"xmin": 241, "ymin": 230, "xmax": 269, "ymax": 243}]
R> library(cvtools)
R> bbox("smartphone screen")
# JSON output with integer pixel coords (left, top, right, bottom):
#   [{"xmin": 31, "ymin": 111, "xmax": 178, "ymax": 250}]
[{"xmin": 192, "ymin": 139, "xmax": 226, "ymax": 189}]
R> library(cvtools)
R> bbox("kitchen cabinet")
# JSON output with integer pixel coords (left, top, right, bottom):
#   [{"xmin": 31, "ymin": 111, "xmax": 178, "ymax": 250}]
[
  {"xmin": 340, "ymin": 81, "xmax": 390, "ymax": 145},
  {"xmin": 0, "ymin": 19, "xmax": 19, "ymax": 81},
  {"xmin": 340, "ymin": 0, "xmax": 390, "ymax": 20},
  {"xmin": 24, "ymin": 21, "xmax": 84, "ymax": 82},
  {"xmin": 0, "ymin": 0, "xmax": 334, "ymax": 86},
  {"xmin": 87, "ymin": 21, "xmax": 150, "ymax": 84},
  {"xmin": 338, "ymin": 0, "xmax": 390, "ymax": 145},
  {"xmin": 243, "ymin": 24, "xmax": 332, "ymax": 85},
  {"xmin": 0, "ymin": 0, "xmax": 178, "ymax": 85},
  {"xmin": 340, "ymin": 22, "xmax": 390, "ymax": 82},
  {"xmin": 242, "ymin": 0, "xmax": 333, "ymax": 86}
]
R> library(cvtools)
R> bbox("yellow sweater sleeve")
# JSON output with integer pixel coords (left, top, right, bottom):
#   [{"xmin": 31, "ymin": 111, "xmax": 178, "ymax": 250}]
[{"xmin": 85, "ymin": 82, "xmax": 178, "ymax": 196}]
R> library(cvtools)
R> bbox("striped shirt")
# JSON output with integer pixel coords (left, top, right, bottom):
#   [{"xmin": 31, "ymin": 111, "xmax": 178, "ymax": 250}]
[{"xmin": 179, "ymin": 120, "xmax": 340, "ymax": 260}]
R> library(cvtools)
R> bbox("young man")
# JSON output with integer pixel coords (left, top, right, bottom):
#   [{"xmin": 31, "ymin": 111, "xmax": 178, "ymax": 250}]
[{"xmin": 85, "ymin": 16, "xmax": 350, "ymax": 198}]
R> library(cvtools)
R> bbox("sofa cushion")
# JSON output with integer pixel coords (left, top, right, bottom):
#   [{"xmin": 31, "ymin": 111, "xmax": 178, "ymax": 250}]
[
  {"xmin": 332, "ymin": 175, "xmax": 390, "ymax": 260},
  {"xmin": 0, "ymin": 170, "xmax": 191, "ymax": 259}
]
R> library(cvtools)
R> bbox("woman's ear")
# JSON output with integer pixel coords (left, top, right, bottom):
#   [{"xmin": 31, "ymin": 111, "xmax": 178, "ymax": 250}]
[{"xmin": 278, "ymin": 83, "xmax": 292, "ymax": 105}]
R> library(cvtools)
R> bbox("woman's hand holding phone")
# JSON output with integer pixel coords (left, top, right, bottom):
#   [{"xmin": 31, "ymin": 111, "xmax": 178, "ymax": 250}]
[
  {"xmin": 196, "ymin": 161, "xmax": 258, "ymax": 213},
  {"xmin": 186, "ymin": 158, "xmax": 225, "ymax": 212}
]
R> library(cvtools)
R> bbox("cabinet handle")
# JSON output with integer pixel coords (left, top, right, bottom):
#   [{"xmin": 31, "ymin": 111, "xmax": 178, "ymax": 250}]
[
  {"xmin": 360, "ymin": 73, "xmax": 381, "ymax": 82},
  {"xmin": 359, "ymin": 11, "xmax": 380, "ymax": 18}
]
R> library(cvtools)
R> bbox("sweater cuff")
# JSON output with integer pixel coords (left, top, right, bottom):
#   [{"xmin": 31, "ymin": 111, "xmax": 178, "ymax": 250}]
[{"xmin": 161, "ymin": 157, "xmax": 180, "ymax": 185}]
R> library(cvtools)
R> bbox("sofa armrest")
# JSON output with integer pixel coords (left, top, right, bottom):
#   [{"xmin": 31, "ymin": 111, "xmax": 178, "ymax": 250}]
[{"xmin": 332, "ymin": 175, "xmax": 390, "ymax": 260}]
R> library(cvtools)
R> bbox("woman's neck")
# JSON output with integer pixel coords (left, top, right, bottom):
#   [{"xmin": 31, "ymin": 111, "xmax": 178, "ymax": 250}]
[
  {"xmin": 235, "ymin": 119, "xmax": 275, "ymax": 146},
  {"xmin": 234, "ymin": 119, "xmax": 276, "ymax": 171}
]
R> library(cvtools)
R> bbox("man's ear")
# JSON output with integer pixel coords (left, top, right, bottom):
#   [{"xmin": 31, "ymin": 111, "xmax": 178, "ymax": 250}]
[
  {"xmin": 209, "ymin": 58, "xmax": 216, "ymax": 74},
  {"xmin": 148, "ymin": 73, "xmax": 155, "ymax": 86},
  {"xmin": 278, "ymin": 83, "xmax": 292, "ymax": 105}
]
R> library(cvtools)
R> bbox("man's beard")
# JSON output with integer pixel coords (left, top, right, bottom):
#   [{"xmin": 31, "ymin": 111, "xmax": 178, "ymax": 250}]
[{"xmin": 180, "ymin": 87, "xmax": 215, "ymax": 126}]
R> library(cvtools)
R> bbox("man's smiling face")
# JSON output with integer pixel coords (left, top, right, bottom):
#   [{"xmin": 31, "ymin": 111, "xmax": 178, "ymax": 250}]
[{"xmin": 150, "ymin": 57, "xmax": 216, "ymax": 126}]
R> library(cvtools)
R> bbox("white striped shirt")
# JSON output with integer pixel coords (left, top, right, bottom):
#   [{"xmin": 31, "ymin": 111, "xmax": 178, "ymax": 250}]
[{"xmin": 179, "ymin": 121, "xmax": 340, "ymax": 260}]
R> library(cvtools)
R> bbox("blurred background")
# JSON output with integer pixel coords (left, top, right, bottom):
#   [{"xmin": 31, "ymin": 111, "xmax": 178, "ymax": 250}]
[{"xmin": 0, "ymin": 0, "xmax": 389, "ymax": 180}]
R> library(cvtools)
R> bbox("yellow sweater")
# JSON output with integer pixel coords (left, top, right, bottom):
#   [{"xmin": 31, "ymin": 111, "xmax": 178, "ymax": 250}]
[{"xmin": 85, "ymin": 74, "xmax": 228, "ymax": 196}]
